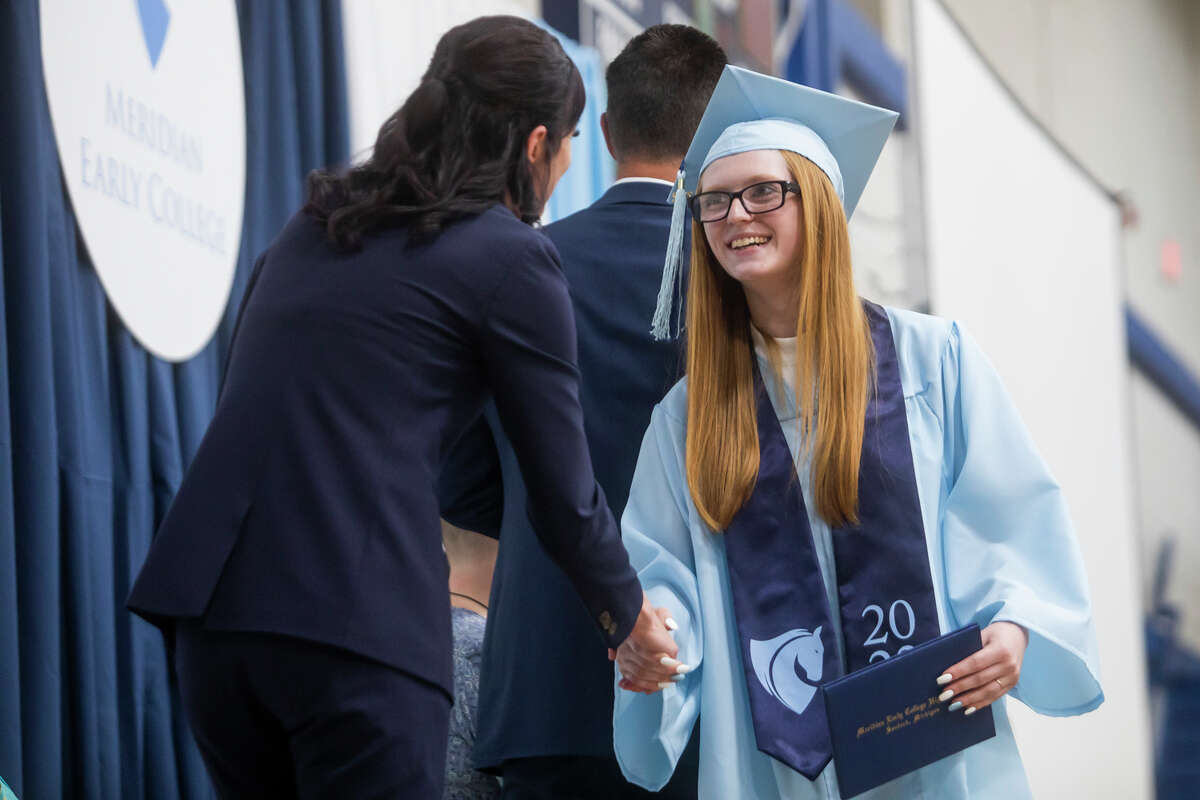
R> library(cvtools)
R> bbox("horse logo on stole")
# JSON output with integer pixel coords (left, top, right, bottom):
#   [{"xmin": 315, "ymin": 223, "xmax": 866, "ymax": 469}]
[{"xmin": 749, "ymin": 627, "xmax": 824, "ymax": 716}]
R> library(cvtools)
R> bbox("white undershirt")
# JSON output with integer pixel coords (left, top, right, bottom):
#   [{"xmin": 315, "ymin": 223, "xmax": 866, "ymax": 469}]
[{"xmin": 751, "ymin": 324, "xmax": 799, "ymax": 401}]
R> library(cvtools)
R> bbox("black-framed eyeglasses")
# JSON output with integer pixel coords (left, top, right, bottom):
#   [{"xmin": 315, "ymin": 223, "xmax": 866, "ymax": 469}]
[{"xmin": 689, "ymin": 180, "xmax": 801, "ymax": 223}]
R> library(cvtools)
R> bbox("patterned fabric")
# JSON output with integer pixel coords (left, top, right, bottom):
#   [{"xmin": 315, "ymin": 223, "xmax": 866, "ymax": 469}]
[{"xmin": 445, "ymin": 607, "xmax": 501, "ymax": 800}]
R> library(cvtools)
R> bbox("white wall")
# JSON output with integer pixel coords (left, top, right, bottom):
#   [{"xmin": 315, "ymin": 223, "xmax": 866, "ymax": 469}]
[
  {"xmin": 1130, "ymin": 370, "xmax": 1200, "ymax": 635},
  {"xmin": 841, "ymin": 85, "xmax": 926, "ymax": 310},
  {"xmin": 913, "ymin": 0, "xmax": 1153, "ymax": 796},
  {"xmin": 933, "ymin": 6, "xmax": 1200, "ymax": 647},
  {"xmin": 938, "ymin": 0, "xmax": 1200, "ymax": 374},
  {"xmin": 938, "ymin": 10, "xmax": 1200, "ymax": 785}
]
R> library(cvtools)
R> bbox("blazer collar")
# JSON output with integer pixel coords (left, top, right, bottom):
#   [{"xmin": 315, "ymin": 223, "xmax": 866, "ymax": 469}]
[{"xmin": 594, "ymin": 180, "xmax": 674, "ymax": 208}]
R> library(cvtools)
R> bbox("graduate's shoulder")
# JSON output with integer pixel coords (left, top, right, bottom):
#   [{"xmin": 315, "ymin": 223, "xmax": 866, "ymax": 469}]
[
  {"xmin": 652, "ymin": 377, "xmax": 690, "ymax": 431},
  {"xmin": 881, "ymin": 304, "xmax": 956, "ymax": 352},
  {"xmin": 880, "ymin": 305, "xmax": 960, "ymax": 394}
]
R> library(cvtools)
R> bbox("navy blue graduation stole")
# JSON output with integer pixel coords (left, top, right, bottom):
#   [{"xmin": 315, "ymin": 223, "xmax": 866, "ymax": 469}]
[{"xmin": 723, "ymin": 302, "xmax": 939, "ymax": 779}]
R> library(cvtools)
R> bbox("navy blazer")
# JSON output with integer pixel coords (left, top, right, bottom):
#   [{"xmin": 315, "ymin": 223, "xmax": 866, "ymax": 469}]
[
  {"xmin": 127, "ymin": 205, "xmax": 642, "ymax": 696},
  {"xmin": 441, "ymin": 181, "xmax": 687, "ymax": 766}
]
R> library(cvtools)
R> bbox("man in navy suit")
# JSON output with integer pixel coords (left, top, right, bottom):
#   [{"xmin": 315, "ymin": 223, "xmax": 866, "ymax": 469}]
[{"xmin": 440, "ymin": 25, "xmax": 727, "ymax": 799}]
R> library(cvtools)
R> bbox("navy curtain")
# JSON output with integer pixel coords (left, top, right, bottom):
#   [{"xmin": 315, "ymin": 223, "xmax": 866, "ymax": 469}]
[{"xmin": 0, "ymin": 1, "xmax": 349, "ymax": 797}]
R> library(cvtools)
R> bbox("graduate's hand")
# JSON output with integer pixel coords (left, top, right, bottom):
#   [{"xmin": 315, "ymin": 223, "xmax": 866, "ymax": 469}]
[
  {"xmin": 608, "ymin": 609, "xmax": 677, "ymax": 656},
  {"xmin": 935, "ymin": 621, "xmax": 1028, "ymax": 715},
  {"xmin": 613, "ymin": 594, "xmax": 689, "ymax": 694}
]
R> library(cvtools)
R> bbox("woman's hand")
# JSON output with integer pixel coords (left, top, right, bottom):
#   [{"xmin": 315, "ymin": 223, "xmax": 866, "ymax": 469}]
[
  {"xmin": 609, "ymin": 596, "xmax": 690, "ymax": 694},
  {"xmin": 936, "ymin": 621, "xmax": 1028, "ymax": 715}
]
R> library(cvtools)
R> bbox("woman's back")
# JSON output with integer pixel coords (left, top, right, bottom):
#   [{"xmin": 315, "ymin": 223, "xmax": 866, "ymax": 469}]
[
  {"xmin": 124, "ymin": 16, "xmax": 680, "ymax": 797},
  {"xmin": 129, "ymin": 204, "xmax": 585, "ymax": 693}
]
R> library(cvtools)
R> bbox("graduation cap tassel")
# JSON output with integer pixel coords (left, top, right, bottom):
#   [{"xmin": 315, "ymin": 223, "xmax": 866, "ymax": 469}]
[{"xmin": 651, "ymin": 168, "xmax": 688, "ymax": 341}]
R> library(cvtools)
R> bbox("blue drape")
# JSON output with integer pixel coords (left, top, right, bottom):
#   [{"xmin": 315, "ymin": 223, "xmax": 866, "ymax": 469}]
[
  {"xmin": 0, "ymin": 1, "xmax": 349, "ymax": 797},
  {"xmin": 544, "ymin": 26, "xmax": 617, "ymax": 222}
]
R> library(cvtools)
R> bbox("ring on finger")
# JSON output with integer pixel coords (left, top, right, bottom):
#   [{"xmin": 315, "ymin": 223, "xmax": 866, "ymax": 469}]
[{"xmin": 994, "ymin": 678, "xmax": 1005, "ymax": 689}]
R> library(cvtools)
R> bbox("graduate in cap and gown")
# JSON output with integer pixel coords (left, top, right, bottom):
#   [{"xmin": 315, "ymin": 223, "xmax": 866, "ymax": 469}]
[{"xmin": 609, "ymin": 66, "xmax": 1104, "ymax": 799}]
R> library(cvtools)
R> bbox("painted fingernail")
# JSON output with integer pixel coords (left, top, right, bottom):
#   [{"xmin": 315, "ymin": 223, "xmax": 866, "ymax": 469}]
[
  {"xmin": 675, "ymin": 663, "xmax": 693, "ymax": 675},
  {"xmin": 658, "ymin": 682, "xmax": 673, "ymax": 689},
  {"xmin": 671, "ymin": 674, "xmax": 686, "ymax": 682},
  {"xmin": 964, "ymin": 706, "xmax": 977, "ymax": 716},
  {"xmin": 948, "ymin": 701, "xmax": 963, "ymax": 712},
  {"xmin": 936, "ymin": 673, "xmax": 953, "ymax": 686},
  {"xmin": 665, "ymin": 617, "xmax": 679, "ymax": 631},
  {"xmin": 660, "ymin": 656, "xmax": 680, "ymax": 667},
  {"xmin": 938, "ymin": 689, "xmax": 954, "ymax": 702}
]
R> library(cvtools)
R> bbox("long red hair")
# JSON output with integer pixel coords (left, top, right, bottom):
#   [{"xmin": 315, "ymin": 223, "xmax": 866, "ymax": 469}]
[{"xmin": 684, "ymin": 151, "xmax": 874, "ymax": 531}]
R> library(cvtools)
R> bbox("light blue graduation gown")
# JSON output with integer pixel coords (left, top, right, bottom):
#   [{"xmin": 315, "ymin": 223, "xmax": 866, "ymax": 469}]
[{"xmin": 613, "ymin": 307, "xmax": 1104, "ymax": 799}]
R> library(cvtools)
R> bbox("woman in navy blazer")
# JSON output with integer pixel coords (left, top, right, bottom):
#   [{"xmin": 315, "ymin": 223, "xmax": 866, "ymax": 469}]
[{"xmin": 127, "ymin": 16, "xmax": 678, "ymax": 798}]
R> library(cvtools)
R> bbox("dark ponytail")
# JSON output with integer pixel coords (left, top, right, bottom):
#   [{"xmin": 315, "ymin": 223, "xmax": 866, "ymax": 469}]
[{"xmin": 306, "ymin": 16, "xmax": 585, "ymax": 249}]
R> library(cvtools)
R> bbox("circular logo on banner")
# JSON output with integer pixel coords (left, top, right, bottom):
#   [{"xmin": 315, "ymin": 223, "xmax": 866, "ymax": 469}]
[{"xmin": 40, "ymin": 0, "xmax": 246, "ymax": 362}]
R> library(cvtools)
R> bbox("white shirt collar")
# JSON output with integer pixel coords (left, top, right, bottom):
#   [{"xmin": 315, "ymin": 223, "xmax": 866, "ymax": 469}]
[
  {"xmin": 611, "ymin": 176, "xmax": 675, "ymax": 188},
  {"xmin": 751, "ymin": 325, "xmax": 798, "ymax": 364},
  {"xmin": 751, "ymin": 325, "xmax": 800, "ymax": 414}
]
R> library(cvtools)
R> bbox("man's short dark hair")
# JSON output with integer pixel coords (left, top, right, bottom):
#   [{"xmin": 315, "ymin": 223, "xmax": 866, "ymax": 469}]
[{"xmin": 605, "ymin": 24, "xmax": 727, "ymax": 163}]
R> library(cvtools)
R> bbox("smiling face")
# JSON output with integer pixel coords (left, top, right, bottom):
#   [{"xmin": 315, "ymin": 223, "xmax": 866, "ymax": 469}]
[{"xmin": 697, "ymin": 149, "xmax": 803, "ymax": 296}]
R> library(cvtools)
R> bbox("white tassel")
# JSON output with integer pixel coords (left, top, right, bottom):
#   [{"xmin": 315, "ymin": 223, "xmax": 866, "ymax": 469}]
[{"xmin": 651, "ymin": 169, "xmax": 688, "ymax": 341}]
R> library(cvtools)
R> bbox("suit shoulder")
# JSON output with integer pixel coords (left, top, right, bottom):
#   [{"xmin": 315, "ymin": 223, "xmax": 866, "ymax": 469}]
[
  {"xmin": 543, "ymin": 204, "xmax": 600, "ymax": 255},
  {"xmin": 545, "ymin": 203, "xmax": 595, "ymax": 234},
  {"xmin": 265, "ymin": 209, "xmax": 330, "ymax": 260},
  {"xmin": 474, "ymin": 206, "xmax": 555, "ymax": 249},
  {"xmin": 450, "ymin": 209, "xmax": 563, "ymax": 281}
]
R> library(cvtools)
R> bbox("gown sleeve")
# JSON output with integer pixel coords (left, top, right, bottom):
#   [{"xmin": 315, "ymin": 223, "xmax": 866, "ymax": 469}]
[
  {"xmin": 613, "ymin": 403, "xmax": 704, "ymax": 790},
  {"xmin": 939, "ymin": 321, "xmax": 1104, "ymax": 715},
  {"xmin": 479, "ymin": 233, "xmax": 641, "ymax": 648}
]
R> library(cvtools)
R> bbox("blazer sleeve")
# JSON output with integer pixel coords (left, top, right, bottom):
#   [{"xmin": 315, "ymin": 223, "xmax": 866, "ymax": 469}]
[
  {"xmin": 479, "ymin": 233, "xmax": 641, "ymax": 648},
  {"xmin": 939, "ymin": 321, "xmax": 1104, "ymax": 716},
  {"xmin": 437, "ymin": 410, "xmax": 504, "ymax": 539}
]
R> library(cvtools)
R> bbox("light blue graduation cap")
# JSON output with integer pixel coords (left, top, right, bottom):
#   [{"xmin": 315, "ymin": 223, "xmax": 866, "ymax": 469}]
[{"xmin": 651, "ymin": 66, "xmax": 899, "ymax": 339}]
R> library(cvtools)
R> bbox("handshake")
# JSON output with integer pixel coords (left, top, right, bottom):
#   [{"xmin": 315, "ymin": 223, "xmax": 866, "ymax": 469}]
[{"xmin": 608, "ymin": 592, "xmax": 694, "ymax": 694}]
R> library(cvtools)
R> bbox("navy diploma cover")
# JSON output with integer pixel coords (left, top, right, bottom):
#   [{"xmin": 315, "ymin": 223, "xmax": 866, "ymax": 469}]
[{"xmin": 822, "ymin": 625, "xmax": 997, "ymax": 798}]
